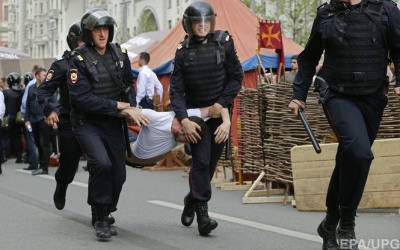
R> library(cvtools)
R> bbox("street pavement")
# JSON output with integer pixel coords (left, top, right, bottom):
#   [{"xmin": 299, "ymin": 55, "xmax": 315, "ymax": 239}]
[{"xmin": 0, "ymin": 158, "xmax": 399, "ymax": 250}]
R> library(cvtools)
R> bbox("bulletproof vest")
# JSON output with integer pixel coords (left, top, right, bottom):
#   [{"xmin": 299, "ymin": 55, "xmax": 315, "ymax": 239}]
[
  {"xmin": 319, "ymin": 1, "xmax": 388, "ymax": 95},
  {"xmin": 182, "ymin": 30, "xmax": 228, "ymax": 107},
  {"xmin": 74, "ymin": 44, "xmax": 123, "ymax": 101}
]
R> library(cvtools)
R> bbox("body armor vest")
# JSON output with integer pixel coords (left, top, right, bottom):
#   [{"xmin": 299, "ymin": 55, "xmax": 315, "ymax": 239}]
[
  {"xmin": 75, "ymin": 44, "xmax": 124, "ymax": 102},
  {"xmin": 182, "ymin": 30, "xmax": 228, "ymax": 107},
  {"xmin": 319, "ymin": 1, "xmax": 388, "ymax": 95}
]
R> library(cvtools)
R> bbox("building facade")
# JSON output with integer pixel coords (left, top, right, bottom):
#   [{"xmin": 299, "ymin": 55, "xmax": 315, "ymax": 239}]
[{"xmin": 3, "ymin": 0, "xmax": 400, "ymax": 58}]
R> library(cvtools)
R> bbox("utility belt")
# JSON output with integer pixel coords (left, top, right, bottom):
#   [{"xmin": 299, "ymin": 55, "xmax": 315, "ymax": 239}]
[{"xmin": 322, "ymin": 68, "xmax": 382, "ymax": 82}]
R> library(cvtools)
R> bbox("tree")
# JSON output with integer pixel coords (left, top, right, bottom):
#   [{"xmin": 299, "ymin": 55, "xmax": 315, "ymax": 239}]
[
  {"xmin": 241, "ymin": 0, "xmax": 266, "ymax": 18},
  {"xmin": 266, "ymin": 0, "xmax": 323, "ymax": 46}
]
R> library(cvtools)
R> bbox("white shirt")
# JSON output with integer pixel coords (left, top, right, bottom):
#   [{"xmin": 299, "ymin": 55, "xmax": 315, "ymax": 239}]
[
  {"xmin": 0, "ymin": 91, "xmax": 5, "ymax": 119},
  {"xmin": 136, "ymin": 65, "xmax": 163, "ymax": 107},
  {"xmin": 132, "ymin": 108, "xmax": 201, "ymax": 159}
]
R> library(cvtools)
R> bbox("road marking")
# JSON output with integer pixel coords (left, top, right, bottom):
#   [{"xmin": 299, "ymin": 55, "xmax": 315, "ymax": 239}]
[
  {"xmin": 148, "ymin": 200, "xmax": 321, "ymax": 243},
  {"xmin": 16, "ymin": 169, "xmax": 88, "ymax": 188}
]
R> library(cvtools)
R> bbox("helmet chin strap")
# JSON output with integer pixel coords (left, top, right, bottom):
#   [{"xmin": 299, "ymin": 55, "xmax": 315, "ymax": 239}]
[{"xmin": 192, "ymin": 33, "xmax": 210, "ymax": 43}]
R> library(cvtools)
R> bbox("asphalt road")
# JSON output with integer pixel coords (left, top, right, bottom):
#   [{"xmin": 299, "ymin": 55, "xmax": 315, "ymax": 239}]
[{"xmin": 0, "ymin": 159, "xmax": 399, "ymax": 250}]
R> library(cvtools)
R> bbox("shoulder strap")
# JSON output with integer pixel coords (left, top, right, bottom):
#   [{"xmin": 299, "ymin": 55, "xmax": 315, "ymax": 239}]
[{"xmin": 363, "ymin": 1, "xmax": 388, "ymax": 51}]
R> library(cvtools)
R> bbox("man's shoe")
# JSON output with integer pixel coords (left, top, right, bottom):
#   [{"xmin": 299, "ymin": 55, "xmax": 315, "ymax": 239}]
[
  {"xmin": 53, "ymin": 184, "xmax": 68, "ymax": 210},
  {"xmin": 92, "ymin": 214, "xmax": 115, "ymax": 226},
  {"xmin": 194, "ymin": 201, "xmax": 218, "ymax": 235},
  {"xmin": 92, "ymin": 206, "xmax": 112, "ymax": 239},
  {"xmin": 23, "ymin": 166, "xmax": 37, "ymax": 171},
  {"xmin": 0, "ymin": 166, "xmax": 2, "ymax": 175},
  {"xmin": 32, "ymin": 169, "xmax": 48, "ymax": 175},
  {"xmin": 82, "ymin": 166, "xmax": 88, "ymax": 171},
  {"xmin": 317, "ymin": 219, "xmax": 339, "ymax": 250},
  {"xmin": 181, "ymin": 193, "xmax": 195, "ymax": 226}
]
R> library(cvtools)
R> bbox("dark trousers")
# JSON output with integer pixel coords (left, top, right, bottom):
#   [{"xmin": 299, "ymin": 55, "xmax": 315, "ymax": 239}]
[
  {"xmin": 7, "ymin": 119, "xmax": 22, "ymax": 157},
  {"xmin": 73, "ymin": 117, "xmax": 126, "ymax": 212},
  {"xmin": 322, "ymin": 94, "xmax": 387, "ymax": 211},
  {"xmin": 54, "ymin": 114, "xmax": 82, "ymax": 186},
  {"xmin": 139, "ymin": 97, "xmax": 154, "ymax": 109},
  {"xmin": 32, "ymin": 120, "xmax": 51, "ymax": 171},
  {"xmin": 24, "ymin": 126, "xmax": 39, "ymax": 168},
  {"xmin": 189, "ymin": 118, "xmax": 225, "ymax": 202}
]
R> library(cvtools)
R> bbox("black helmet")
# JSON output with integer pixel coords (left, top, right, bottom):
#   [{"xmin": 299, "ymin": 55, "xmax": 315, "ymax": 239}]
[
  {"xmin": 81, "ymin": 8, "xmax": 116, "ymax": 46},
  {"xmin": 23, "ymin": 72, "xmax": 33, "ymax": 85},
  {"xmin": 67, "ymin": 20, "xmax": 82, "ymax": 50},
  {"xmin": 6, "ymin": 72, "xmax": 22, "ymax": 90},
  {"xmin": 183, "ymin": 1, "xmax": 216, "ymax": 42}
]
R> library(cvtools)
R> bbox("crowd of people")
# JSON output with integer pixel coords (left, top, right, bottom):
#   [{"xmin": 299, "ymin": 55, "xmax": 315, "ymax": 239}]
[{"xmin": 0, "ymin": 0, "xmax": 399, "ymax": 249}]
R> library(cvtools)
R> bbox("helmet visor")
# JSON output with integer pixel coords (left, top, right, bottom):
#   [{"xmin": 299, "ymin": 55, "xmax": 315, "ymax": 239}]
[{"xmin": 187, "ymin": 15, "xmax": 215, "ymax": 36}]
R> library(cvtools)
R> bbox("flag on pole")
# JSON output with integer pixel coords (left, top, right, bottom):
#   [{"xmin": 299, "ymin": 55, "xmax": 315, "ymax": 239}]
[{"xmin": 258, "ymin": 20, "xmax": 285, "ymax": 82}]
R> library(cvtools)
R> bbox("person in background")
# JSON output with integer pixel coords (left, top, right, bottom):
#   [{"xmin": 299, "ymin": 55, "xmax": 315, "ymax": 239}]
[
  {"xmin": 284, "ymin": 54, "xmax": 299, "ymax": 84},
  {"xmin": 25, "ymin": 68, "xmax": 56, "ymax": 175},
  {"xmin": 136, "ymin": 52, "xmax": 163, "ymax": 109},
  {"xmin": 170, "ymin": 1, "xmax": 243, "ymax": 236},
  {"xmin": 21, "ymin": 65, "xmax": 40, "ymax": 171},
  {"xmin": 288, "ymin": 1, "xmax": 400, "ymax": 249},
  {"xmin": 3, "ymin": 72, "xmax": 24, "ymax": 163}
]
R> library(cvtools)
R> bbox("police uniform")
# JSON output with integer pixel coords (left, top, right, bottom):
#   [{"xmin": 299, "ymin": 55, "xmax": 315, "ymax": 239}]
[
  {"xmin": 36, "ymin": 50, "xmax": 82, "ymax": 187},
  {"xmin": 68, "ymin": 43, "xmax": 135, "ymax": 213},
  {"xmin": 291, "ymin": 1, "xmax": 400, "ymax": 248},
  {"xmin": 170, "ymin": 30, "xmax": 243, "ymax": 202}
]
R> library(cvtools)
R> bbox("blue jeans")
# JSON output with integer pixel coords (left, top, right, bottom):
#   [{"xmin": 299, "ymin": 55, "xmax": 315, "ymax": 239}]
[{"xmin": 25, "ymin": 127, "xmax": 38, "ymax": 168}]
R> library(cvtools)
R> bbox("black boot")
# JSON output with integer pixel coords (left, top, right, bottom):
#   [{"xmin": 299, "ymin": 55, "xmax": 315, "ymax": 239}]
[
  {"xmin": 181, "ymin": 193, "xmax": 195, "ymax": 226},
  {"xmin": 0, "ymin": 165, "xmax": 2, "ymax": 175},
  {"xmin": 53, "ymin": 183, "xmax": 68, "ymax": 210},
  {"xmin": 194, "ymin": 201, "xmax": 218, "ymax": 235},
  {"xmin": 15, "ymin": 152, "xmax": 23, "ymax": 163},
  {"xmin": 91, "ymin": 210, "xmax": 116, "ymax": 236},
  {"xmin": 317, "ymin": 209, "xmax": 340, "ymax": 250},
  {"xmin": 337, "ymin": 208, "xmax": 358, "ymax": 250},
  {"xmin": 92, "ymin": 206, "xmax": 112, "ymax": 239}
]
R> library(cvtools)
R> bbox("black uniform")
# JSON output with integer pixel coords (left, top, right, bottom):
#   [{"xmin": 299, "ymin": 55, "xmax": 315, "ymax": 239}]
[
  {"xmin": 170, "ymin": 31, "xmax": 242, "ymax": 202},
  {"xmin": 292, "ymin": 0, "xmax": 400, "ymax": 211},
  {"xmin": 36, "ymin": 50, "xmax": 82, "ymax": 186},
  {"xmin": 67, "ymin": 43, "xmax": 135, "ymax": 212}
]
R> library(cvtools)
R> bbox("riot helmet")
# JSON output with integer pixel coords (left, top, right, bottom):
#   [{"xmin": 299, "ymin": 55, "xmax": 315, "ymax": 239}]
[
  {"xmin": 6, "ymin": 72, "xmax": 22, "ymax": 90},
  {"xmin": 23, "ymin": 72, "xmax": 33, "ymax": 85},
  {"xmin": 183, "ymin": 1, "xmax": 216, "ymax": 43},
  {"xmin": 67, "ymin": 20, "xmax": 82, "ymax": 50},
  {"xmin": 81, "ymin": 8, "xmax": 116, "ymax": 46}
]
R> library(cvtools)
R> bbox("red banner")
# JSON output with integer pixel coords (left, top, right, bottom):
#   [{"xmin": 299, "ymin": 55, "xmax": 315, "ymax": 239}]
[{"xmin": 259, "ymin": 20, "xmax": 285, "ymax": 82}]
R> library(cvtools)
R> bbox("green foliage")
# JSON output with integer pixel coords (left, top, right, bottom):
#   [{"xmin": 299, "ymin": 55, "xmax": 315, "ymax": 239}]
[
  {"xmin": 139, "ymin": 10, "xmax": 158, "ymax": 33},
  {"xmin": 267, "ymin": 0, "xmax": 323, "ymax": 46},
  {"xmin": 242, "ymin": 0, "xmax": 266, "ymax": 17}
]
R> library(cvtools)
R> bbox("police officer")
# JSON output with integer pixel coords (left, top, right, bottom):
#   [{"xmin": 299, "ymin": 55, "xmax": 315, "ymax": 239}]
[
  {"xmin": 170, "ymin": 1, "xmax": 243, "ymax": 236},
  {"xmin": 4, "ymin": 72, "xmax": 24, "ymax": 163},
  {"xmin": 288, "ymin": 1, "xmax": 400, "ymax": 249},
  {"xmin": 68, "ymin": 8, "xmax": 148, "ymax": 239},
  {"xmin": 36, "ymin": 21, "xmax": 84, "ymax": 210}
]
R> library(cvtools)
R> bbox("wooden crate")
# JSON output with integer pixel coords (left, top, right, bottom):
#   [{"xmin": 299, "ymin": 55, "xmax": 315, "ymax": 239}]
[{"xmin": 291, "ymin": 139, "xmax": 400, "ymax": 211}]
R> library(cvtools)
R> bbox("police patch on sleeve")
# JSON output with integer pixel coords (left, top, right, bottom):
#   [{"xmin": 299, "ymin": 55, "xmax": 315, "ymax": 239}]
[
  {"xmin": 69, "ymin": 69, "xmax": 79, "ymax": 84},
  {"xmin": 46, "ymin": 70, "xmax": 54, "ymax": 81}
]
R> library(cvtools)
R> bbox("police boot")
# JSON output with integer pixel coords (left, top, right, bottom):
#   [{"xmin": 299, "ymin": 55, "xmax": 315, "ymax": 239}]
[
  {"xmin": 92, "ymin": 206, "xmax": 112, "ymax": 239},
  {"xmin": 194, "ymin": 201, "xmax": 218, "ymax": 235},
  {"xmin": 53, "ymin": 183, "xmax": 68, "ymax": 210},
  {"xmin": 91, "ymin": 210, "xmax": 117, "ymax": 236},
  {"xmin": 181, "ymin": 192, "xmax": 195, "ymax": 226},
  {"xmin": 337, "ymin": 208, "xmax": 358, "ymax": 250},
  {"xmin": 15, "ymin": 152, "xmax": 23, "ymax": 163},
  {"xmin": 317, "ymin": 209, "xmax": 340, "ymax": 250}
]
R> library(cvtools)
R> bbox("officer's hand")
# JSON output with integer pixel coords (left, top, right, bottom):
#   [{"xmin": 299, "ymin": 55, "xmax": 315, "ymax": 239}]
[
  {"xmin": 120, "ymin": 107, "xmax": 150, "ymax": 126},
  {"xmin": 45, "ymin": 111, "xmax": 59, "ymax": 126},
  {"xmin": 208, "ymin": 103, "xmax": 223, "ymax": 118},
  {"xmin": 181, "ymin": 118, "xmax": 201, "ymax": 143},
  {"xmin": 394, "ymin": 86, "xmax": 400, "ymax": 97},
  {"xmin": 117, "ymin": 101, "xmax": 131, "ymax": 110},
  {"xmin": 288, "ymin": 99, "xmax": 306, "ymax": 118}
]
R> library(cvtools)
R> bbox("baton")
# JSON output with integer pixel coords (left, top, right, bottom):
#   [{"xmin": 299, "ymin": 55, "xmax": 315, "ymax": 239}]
[
  {"xmin": 122, "ymin": 118, "xmax": 132, "ymax": 158},
  {"xmin": 298, "ymin": 108, "xmax": 321, "ymax": 154}
]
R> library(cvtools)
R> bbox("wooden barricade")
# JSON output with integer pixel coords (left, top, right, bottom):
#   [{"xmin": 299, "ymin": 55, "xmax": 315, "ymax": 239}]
[{"xmin": 291, "ymin": 138, "xmax": 400, "ymax": 211}]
